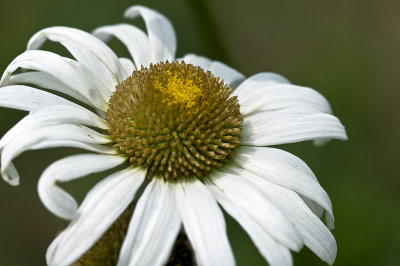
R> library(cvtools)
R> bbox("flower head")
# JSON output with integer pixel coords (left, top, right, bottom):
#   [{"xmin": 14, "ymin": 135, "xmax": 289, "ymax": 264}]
[
  {"xmin": 0, "ymin": 5, "xmax": 347, "ymax": 266},
  {"xmin": 107, "ymin": 61, "xmax": 242, "ymax": 180}
]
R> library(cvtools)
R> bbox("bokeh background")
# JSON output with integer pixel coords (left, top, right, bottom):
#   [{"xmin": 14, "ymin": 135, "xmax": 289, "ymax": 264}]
[{"xmin": 1, "ymin": 0, "xmax": 399, "ymax": 265}]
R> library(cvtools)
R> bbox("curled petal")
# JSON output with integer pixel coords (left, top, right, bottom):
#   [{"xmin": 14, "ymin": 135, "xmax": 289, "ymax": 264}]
[
  {"xmin": 1, "ymin": 50, "xmax": 109, "ymax": 110},
  {"xmin": 28, "ymin": 26, "xmax": 126, "ymax": 84},
  {"xmin": 0, "ymin": 104, "xmax": 107, "ymax": 149},
  {"xmin": 1, "ymin": 124, "xmax": 111, "ymax": 181},
  {"xmin": 240, "ymin": 171, "xmax": 337, "ymax": 265},
  {"xmin": 207, "ymin": 177, "xmax": 293, "ymax": 266},
  {"xmin": 93, "ymin": 24, "xmax": 151, "ymax": 69},
  {"xmin": 38, "ymin": 154, "xmax": 127, "ymax": 219},
  {"xmin": 234, "ymin": 146, "xmax": 334, "ymax": 228},
  {"xmin": 209, "ymin": 169, "xmax": 303, "ymax": 251},
  {"xmin": 124, "ymin": 5, "xmax": 176, "ymax": 62}
]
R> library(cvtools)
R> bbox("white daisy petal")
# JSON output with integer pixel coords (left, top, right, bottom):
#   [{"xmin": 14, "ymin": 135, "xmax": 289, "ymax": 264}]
[
  {"xmin": 180, "ymin": 53, "xmax": 211, "ymax": 70},
  {"xmin": 2, "ymin": 163, "xmax": 20, "ymax": 186},
  {"xmin": 9, "ymin": 72, "xmax": 91, "ymax": 105},
  {"xmin": 239, "ymin": 146, "xmax": 317, "ymax": 180},
  {"xmin": 0, "ymin": 50, "xmax": 109, "ymax": 109},
  {"xmin": 234, "ymin": 146, "xmax": 334, "ymax": 227},
  {"xmin": 119, "ymin": 57, "xmax": 136, "ymax": 77},
  {"xmin": 46, "ymin": 232, "xmax": 65, "ymax": 266},
  {"xmin": 181, "ymin": 53, "xmax": 245, "ymax": 87},
  {"xmin": 210, "ymin": 61, "xmax": 246, "ymax": 88},
  {"xmin": 46, "ymin": 167, "xmax": 145, "ymax": 266},
  {"xmin": 242, "ymin": 108, "xmax": 347, "ymax": 146},
  {"xmin": 206, "ymin": 179, "xmax": 292, "ymax": 266},
  {"xmin": 1, "ymin": 124, "xmax": 110, "ymax": 179},
  {"xmin": 93, "ymin": 23, "xmax": 151, "ymax": 69},
  {"xmin": 28, "ymin": 26, "xmax": 126, "ymax": 84},
  {"xmin": 175, "ymin": 179, "xmax": 235, "ymax": 266},
  {"xmin": 241, "ymin": 143, "xmax": 326, "ymax": 220},
  {"xmin": 239, "ymin": 72, "xmax": 291, "ymax": 85},
  {"xmin": 0, "ymin": 105, "xmax": 107, "ymax": 149},
  {"xmin": 234, "ymin": 79, "xmax": 332, "ymax": 115},
  {"xmin": 0, "ymin": 85, "xmax": 74, "ymax": 111},
  {"xmin": 32, "ymin": 140, "xmax": 116, "ymax": 155},
  {"xmin": 1, "ymin": 139, "xmax": 114, "ymax": 187},
  {"xmin": 124, "ymin": 5, "xmax": 176, "ymax": 62},
  {"xmin": 240, "ymin": 171, "xmax": 337, "ymax": 265},
  {"xmin": 301, "ymin": 196, "xmax": 325, "ymax": 218},
  {"xmin": 38, "ymin": 153, "xmax": 126, "ymax": 219},
  {"xmin": 118, "ymin": 178, "xmax": 180, "ymax": 266},
  {"xmin": 313, "ymin": 138, "xmax": 331, "ymax": 147},
  {"xmin": 210, "ymin": 169, "xmax": 303, "ymax": 251}
]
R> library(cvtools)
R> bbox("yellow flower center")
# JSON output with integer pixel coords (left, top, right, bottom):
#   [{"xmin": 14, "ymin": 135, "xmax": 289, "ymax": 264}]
[
  {"xmin": 106, "ymin": 61, "xmax": 242, "ymax": 180},
  {"xmin": 153, "ymin": 69, "xmax": 204, "ymax": 109}
]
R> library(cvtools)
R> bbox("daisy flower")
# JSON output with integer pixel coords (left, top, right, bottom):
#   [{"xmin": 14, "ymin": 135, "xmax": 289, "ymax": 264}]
[{"xmin": 0, "ymin": 5, "xmax": 347, "ymax": 266}]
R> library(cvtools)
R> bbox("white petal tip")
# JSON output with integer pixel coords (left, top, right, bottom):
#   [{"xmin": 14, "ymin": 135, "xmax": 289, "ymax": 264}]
[
  {"xmin": 313, "ymin": 138, "xmax": 331, "ymax": 146},
  {"xmin": 1, "ymin": 164, "xmax": 20, "ymax": 186},
  {"xmin": 123, "ymin": 5, "xmax": 145, "ymax": 18},
  {"xmin": 325, "ymin": 250, "xmax": 337, "ymax": 265},
  {"xmin": 4, "ymin": 177, "xmax": 20, "ymax": 186},
  {"xmin": 313, "ymin": 133, "xmax": 348, "ymax": 146}
]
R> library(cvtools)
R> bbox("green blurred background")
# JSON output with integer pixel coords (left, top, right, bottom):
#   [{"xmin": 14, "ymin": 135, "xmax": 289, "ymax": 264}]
[{"xmin": 0, "ymin": 0, "xmax": 399, "ymax": 265}]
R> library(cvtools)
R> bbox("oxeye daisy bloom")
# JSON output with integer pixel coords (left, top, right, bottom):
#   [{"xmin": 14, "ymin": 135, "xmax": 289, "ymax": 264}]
[{"xmin": 0, "ymin": 5, "xmax": 347, "ymax": 266}]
